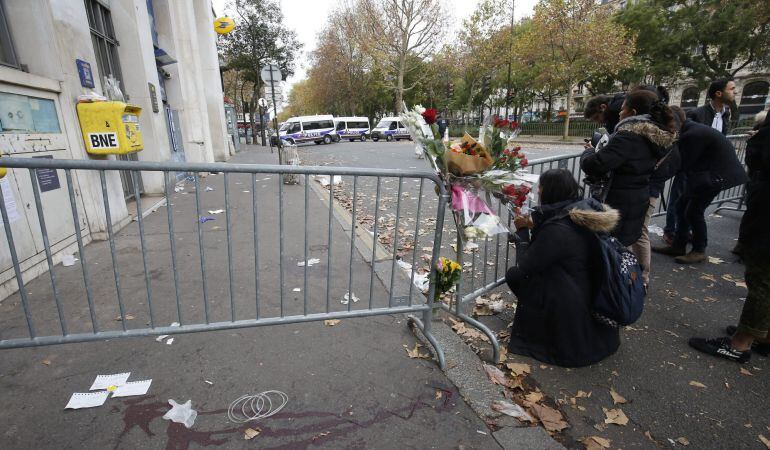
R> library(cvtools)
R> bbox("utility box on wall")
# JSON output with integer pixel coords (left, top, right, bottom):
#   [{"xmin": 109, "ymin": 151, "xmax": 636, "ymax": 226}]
[{"xmin": 76, "ymin": 102, "xmax": 143, "ymax": 155}]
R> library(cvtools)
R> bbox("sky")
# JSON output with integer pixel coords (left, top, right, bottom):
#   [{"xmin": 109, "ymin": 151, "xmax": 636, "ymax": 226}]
[{"xmin": 212, "ymin": 0, "xmax": 538, "ymax": 99}]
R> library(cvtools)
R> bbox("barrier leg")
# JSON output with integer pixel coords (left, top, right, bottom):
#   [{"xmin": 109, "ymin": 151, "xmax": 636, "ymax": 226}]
[{"xmin": 408, "ymin": 312, "xmax": 446, "ymax": 370}]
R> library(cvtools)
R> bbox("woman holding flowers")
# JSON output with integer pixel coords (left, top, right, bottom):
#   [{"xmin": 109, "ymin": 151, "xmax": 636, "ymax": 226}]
[{"xmin": 506, "ymin": 169, "xmax": 621, "ymax": 367}]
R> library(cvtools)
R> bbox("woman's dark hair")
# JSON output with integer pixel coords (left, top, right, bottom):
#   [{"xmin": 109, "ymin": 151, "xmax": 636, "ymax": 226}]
[
  {"xmin": 624, "ymin": 89, "xmax": 677, "ymax": 133},
  {"xmin": 669, "ymin": 105, "xmax": 686, "ymax": 130},
  {"xmin": 635, "ymin": 84, "xmax": 670, "ymax": 104},
  {"xmin": 539, "ymin": 169, "xmax": 582, "ymax": 205},
  {"xmin": 584, "ymin": 95, "xmax": 611, "ymax": 119},
  {"xmin": 708, "ymin": 78, "xmax": 733, "ymax": 99}
]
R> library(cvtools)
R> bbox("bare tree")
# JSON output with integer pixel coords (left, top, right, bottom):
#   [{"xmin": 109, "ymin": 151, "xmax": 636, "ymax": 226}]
[{"xmin": 355, "ymin": 0, "xmax": 446, "ymax": 113}]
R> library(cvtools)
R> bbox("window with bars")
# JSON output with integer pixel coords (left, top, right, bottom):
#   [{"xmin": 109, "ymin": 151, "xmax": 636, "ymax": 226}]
[{"xmin": 85, "ymin": 0, "xmax": 123, "ymax": 89}]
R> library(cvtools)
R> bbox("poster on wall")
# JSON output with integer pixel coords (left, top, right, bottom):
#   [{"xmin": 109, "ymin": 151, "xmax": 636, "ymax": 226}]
[
  {"xmin": 0, "ymin": 177, "xmax": 21, "ymax": 226},
  {"xmin": 32, "ymin": 156, "xmax": 61, "ymax": 192}
]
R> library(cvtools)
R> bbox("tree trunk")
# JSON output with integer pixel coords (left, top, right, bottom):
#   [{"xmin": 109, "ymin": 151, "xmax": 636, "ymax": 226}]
[
  {"xmin": 546, "ymin": 94, "xmax": 553, "ymax": 122},
  {"xmin": 563, "ymin": 86, "xmax": 573, "ymax": 140},
  {"xmin": 396, "ymin": 55, "xmax": 406, "ymax": 114}
]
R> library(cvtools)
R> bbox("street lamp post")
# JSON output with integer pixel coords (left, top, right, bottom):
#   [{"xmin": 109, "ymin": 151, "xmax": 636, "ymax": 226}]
[{"xmin": 504, "ymin": 0, "xmax": 515, "ymax": 120}]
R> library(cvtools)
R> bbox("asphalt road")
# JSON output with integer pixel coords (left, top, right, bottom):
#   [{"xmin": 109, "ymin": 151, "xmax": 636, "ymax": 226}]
[{"xmin": 296, "ymin": 139, "xmax": 770, "ymax": 449}]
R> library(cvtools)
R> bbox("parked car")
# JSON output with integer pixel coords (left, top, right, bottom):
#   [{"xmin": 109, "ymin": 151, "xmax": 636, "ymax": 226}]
[
  {"xmin": 370, "ymin": 117, "xmax": 410, "ymax": 142},
  {"xmin": 334, "ymin": 116, "xmax": 371, "ymax": 142}
]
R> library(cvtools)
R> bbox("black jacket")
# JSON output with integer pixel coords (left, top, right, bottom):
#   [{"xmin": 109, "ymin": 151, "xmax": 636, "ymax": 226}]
[
  {"xmin": 649, "ymin": 142, "xmax": 681, "ymax": 198},
  {"xmin": 687, "ymin": 103, "xmax": 731, "ymax": 135},
  {"xmin": 506, "ymin": 198, "xmax": 620, "ymax": 368},
  {"xmin": 581, "ymin": 116, "xmax": 675, "ymax": 245},
  {"xmin": 678, "ymin": 119, "xmax": 747, "ymax": 194},
  {"xmin": 738, "ymin": 116, "xmax": 770, "ymax": 259}
]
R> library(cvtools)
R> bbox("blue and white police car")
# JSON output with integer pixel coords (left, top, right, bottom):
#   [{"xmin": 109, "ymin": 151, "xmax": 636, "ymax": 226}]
[
  {"xmin": 370, "ymin": 117, "xmax": 411, "ymax": 142},
  {"xmin": 334, "ymin": 116, "xmax": 371, "ymax": 142},
  {"xmin": 277, "ymin": 115, "xmax": 337, "ymax": 145}
]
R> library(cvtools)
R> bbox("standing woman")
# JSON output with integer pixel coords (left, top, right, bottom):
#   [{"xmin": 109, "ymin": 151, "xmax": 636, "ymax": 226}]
[{"xmin": 580, "ymin": 90, "xmax": 677, "ymax": 273}]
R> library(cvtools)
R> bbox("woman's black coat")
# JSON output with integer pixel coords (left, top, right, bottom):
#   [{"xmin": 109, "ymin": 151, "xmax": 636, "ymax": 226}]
[
  {"xmin": 506, "ymin": 199, "xmax": 621, "ymax": 368},
  {"xmin": 581, "ymin": 117, "xmax": 674, "ymax": 245}
]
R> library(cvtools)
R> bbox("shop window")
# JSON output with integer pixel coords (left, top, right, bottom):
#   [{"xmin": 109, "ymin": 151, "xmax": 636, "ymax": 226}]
[
  {"xmin": 85, "ymin": 0, "xmax": 124, "ymax": 89},
  {"xmin": 680, "ymin": 87, "xmax": 700, "ymax": 110},
  {"xmin": 739, "ymin": 80, "xmax": 769, "ymax": 116},
  {"xmin": 0, "ymin": 0, "xmax": 18, "ymax": 68}
]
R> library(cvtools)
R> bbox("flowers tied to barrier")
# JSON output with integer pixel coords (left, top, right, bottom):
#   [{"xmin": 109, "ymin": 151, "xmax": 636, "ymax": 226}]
[
  {"xmin": 434, "ymin": 257, "xmax": 462, "ymax": 303},
  {"xmin": 401, "ymin": 104, "xmax": 537, "ymax": 240}
]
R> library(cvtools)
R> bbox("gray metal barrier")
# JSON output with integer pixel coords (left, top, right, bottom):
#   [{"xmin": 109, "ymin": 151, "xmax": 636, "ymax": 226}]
[{"xmin": 0, "ymin": 157, "xmax": 449, "ymax": 368}]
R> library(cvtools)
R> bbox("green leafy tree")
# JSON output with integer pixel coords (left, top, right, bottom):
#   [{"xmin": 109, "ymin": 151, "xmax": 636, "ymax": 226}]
[
  {"xmin": 615, "ymin": 0, "xmax": 770, "ymax": 84},
  {"xmin": 220, "ymin": 0, "xmax": 301, "ymax": 140}
]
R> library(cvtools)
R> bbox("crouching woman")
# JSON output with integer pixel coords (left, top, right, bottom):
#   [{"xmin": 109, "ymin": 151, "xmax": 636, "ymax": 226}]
[{"xmin": 506, "ymin": 169, "xmax": 620, "ymax": 367}]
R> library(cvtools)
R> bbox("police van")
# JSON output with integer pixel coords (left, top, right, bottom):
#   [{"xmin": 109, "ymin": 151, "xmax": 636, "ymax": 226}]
[
  {"xmin": 277, "ymin": 115, "xmax": 337, "ymax": 145},
  {"xmin": 334, "ymin": 116, "xmax": 371, "ymax": 142},
  {"xmin": 370, "ymin": 117, "xmax": 410, "ymax": 142}
]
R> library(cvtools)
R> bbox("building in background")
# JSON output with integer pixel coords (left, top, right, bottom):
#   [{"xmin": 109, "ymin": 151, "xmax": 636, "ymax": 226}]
[{"xmin": 0, "ymin": 0, "xmax": 230, "ymax": 298}]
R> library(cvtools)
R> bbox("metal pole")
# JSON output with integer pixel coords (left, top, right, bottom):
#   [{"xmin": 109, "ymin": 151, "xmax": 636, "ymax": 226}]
[
  {"xmin": 259, "ymin": 105, "xmax": 267, "ymax": 147},
  {"xmin": 270, "ymin": 70, "xmax": 282, "ymax": 162}
]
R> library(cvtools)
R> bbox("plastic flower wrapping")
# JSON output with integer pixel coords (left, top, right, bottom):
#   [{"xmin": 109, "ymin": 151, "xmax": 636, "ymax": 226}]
[{"xmin": 401, "ymin": 103, "xmax": 538, "ymax": 241}]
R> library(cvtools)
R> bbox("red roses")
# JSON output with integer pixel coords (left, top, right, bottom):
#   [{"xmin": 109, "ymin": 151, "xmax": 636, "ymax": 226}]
[
  {"xmin": 421, "ymin": 108, "xmax": 438, "ymax": 125},
  {"xmin": 492, "ymin": 116, "xmax": 519, "ymax": 130}
]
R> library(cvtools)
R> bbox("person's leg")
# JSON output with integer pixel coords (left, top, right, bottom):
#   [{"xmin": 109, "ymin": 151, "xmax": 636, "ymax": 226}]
[
  {"xmin": 684, "ymin": 190, "xmax": 719, "ymax": 253},
  {"xmin": 689, "ymin": 253, "xmax": 770, "ymax": 362},
  {"xmin": 631, "ymin": 197, "xmax": 657, "ymax": 285},
  {"xmin": 672, "ymin": 193, "xmax": 691, "ymax": 248},
  {"xmin": 664, "ymin": 175, "xmax": 683, "ymax": 237}
]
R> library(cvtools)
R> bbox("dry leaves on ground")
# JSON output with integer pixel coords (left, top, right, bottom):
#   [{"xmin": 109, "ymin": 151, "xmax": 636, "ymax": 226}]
[
  {"xmin": 491, "ymin": 400, "xmax": 535, "ymax": 422},
  {"xmin": 676, "ymin": 437, "xmax": 690, "ymax": 446},
  {"xmin": 525, "ymin": 391, "xmax": 544, "ymax": 404},
  {"xmin": 609, "ymin": 387, "xmax": 627, "ymax": 404},
  {"xmin": 530, "ymin": 403, "xmax": 569, "ymax": 432},
  {"xmin": 41, "ymin": 359, "xmax": 51, "ymax": 366},
  {"xmin": 580, "ymin": 436, "xmax": 611, "ymax": 450},
  {"xmin": 114, "ymin": 314, "xmax": 136, "ymax": 321},
  {"xmin": 449, "ymin": 318, "xmax": 490, "ymax": 342},
  {"xmin": 708, "ymin": 256, "xmax": 724, "ymax": 264},
  {"xmin": 506, "ymin": 362, "xmax": 531, "ymax": 377},
  {"xmin": 689, "ymin": 380, "xmax": 706, "ymax": 388},
  {"xmin": 403, "ymin": 343, "xmax": 430, "ymax": 359},
  {"xmin": 244, "ymin": 428, "xmax": 260, "ymax": 440},
  {"xmin": 575, "ymin": 390, "xmax": 591, "ymax": 398},
  {"xmin": 740, "ymin": 368, "xmax": 754, "ymax": 376},
  {"xmin": 603, "ymin": 407, "xmax": 629, "ymax": 426},
  {"xmin": 759, "ymin": 434, "xmax": 770, "ymax": 449},
  {"xmin": 483, "ymin": 364, "xmax": 509, "ymax": 386},
  {"xmin": 323, "ymin": 319, "xmax": 341, "ymax": 326}
]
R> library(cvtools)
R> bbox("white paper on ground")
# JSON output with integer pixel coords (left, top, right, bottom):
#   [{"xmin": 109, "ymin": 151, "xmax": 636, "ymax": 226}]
[
  {"xmin": 156, "ymin": 335, "xmax": 169, "ymax": 342},
  {"xmin": 647, "ymin": 224, "xmax": 664, "ymax": 237},
  {"xmin": 90, "ymin": 372, "xmax": 130, "ymax": 390},
  {"xmin": 166, "ymin": 338, "xmax": 174, "ymax": 345},
  {"xmin": 112, "ymin": 379, "xmax": 152, "ymax": 397},
  {"xmin": 315, "ymin": 175, "xmax": 342, "ymax": 187},
  {"xmin": 397, "ymin": 260, "xmax": 412, "ymax": 271},
  {"xmin": 208, "ymin": 209, "xmax": 224, "ymax": 215},
  {"xmin": 163, "ymin": 399, "xmax": 197, "ymax": 428},
  {"xmin": 65, "ymin": 391, "xmax": 110, "ymax": 409},
  {"xmin": 61, "ymin": 254, "xmax": 78, "ymax": 266},
  {"xmin": 297, "ymin": 258, "xmax": 321, "ymax": 267}
]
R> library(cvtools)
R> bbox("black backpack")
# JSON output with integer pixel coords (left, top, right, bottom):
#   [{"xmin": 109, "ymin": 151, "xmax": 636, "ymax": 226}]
[{"xmin": 591, "ymin": 232, "xmax": 646, "ymax": 328}]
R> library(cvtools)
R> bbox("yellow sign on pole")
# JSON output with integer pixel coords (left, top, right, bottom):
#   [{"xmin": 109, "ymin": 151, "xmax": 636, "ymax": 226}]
[{"xmin": 213, "ymin": 17, "xmax": 235, "ymax": 35}]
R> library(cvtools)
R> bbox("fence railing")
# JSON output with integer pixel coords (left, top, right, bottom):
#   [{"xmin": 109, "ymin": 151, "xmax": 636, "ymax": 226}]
[{"xmin": 0, "ymin": 157, "xmax": 451, "ymax": 368}]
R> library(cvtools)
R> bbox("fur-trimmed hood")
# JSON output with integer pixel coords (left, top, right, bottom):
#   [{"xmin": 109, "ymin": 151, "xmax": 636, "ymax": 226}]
[
  {"xmin": 537, "ymin": 198, "xmax": 619, "ymax": 234},
  {"xmin": 615, "ymin": 115, "xmax": 677, "ymax": 149},
  {"xmin": 568, "ymin": 203, "xmax": 620, "ymax": 233}
]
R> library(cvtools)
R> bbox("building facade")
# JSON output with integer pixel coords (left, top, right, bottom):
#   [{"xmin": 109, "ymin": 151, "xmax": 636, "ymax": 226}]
[{"xmin": 0, "ymin": 0, "xmax": 230, "ymax": 298}]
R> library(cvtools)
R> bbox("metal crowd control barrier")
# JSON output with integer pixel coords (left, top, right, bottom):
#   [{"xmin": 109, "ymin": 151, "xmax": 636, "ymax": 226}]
[
  {"xmin": 0, "ymin": 157, "xmax": 450, "ymax": 369},
  {"xmin": 443, "ymin": 134, "xmax": 750, "ymax": 360}
]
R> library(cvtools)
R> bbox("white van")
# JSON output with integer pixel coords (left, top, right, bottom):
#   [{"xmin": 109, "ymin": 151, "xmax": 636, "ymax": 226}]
[
  {"xmin": 334, "ymin": 116, "xmax": 371, "ymax": 142},
  {"xmin": 277, "ymin": 115, "xmax": 336, "ymax": 145},
  {"xmin": 370, "ymin": 117, "xmax": 410, "ymax": 142}
]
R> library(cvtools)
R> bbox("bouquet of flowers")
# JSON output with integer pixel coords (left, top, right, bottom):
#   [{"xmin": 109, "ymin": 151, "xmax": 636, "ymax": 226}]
[
  {"xmin": 446, "ymin": 134, "xmax": 494, "ymax": 176},
  {"xmin": 434, "ymin": 256, "xmax": 462, "ymax": 303}
]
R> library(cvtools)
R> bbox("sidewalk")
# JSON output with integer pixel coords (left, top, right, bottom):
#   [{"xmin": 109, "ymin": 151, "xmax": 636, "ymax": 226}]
[{"xmin": 0, "ymin": 145, "xmax": 497, "ymax": 449}]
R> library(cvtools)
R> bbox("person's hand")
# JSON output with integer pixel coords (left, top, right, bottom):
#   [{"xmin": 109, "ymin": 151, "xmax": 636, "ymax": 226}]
[
  {"xmin": 514, "ymin": 215, "xmax": 533, "ymax": 230},
  {"xmin": 583, "ymin": 140, "xmax": 594, "ymax": 150}
]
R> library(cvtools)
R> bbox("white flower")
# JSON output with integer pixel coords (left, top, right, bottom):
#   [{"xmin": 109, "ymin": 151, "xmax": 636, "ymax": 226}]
[{"xmin": 414, "ymin": 104, "xmax": 426, "ymax": 114}]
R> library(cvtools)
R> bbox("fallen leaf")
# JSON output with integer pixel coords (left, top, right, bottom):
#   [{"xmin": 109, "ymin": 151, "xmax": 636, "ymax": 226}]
[
  {"xmin": 610, "ymin": 387, "xmax": 627, "ymax": 404},
  {"xmin": 700, "ymin": 274, "xmax": 716, "ymax": 282},
  {"xmin": 689, "ymin": 381, "xmax": 706, "ymax": 389},
  {"xmin": 645, "ymin": 431, "xmax": 659, "ymax": 444},
  {"xmin": 41, "ymin": 359, "xmax": 51, "ymax": 366},
  {"xmin": 676, "ymin": 437, "xmax": 690, "ymax": 446},
  {"xmin": 740, "ymin": 367, "xmax": 753, "ymax": 376},
  {"xmin": 603, "ymin": 407, "xmax": 629, "ymax": 426},
  {"xmin": 745, "ymin": 423, "xmax": 753, "ymax": 428},
  {"xmin": 491, "ymin": 400, "xmax": 535, "ymax": 422},
  {"xmin": 483, "ymin": 364, "xmax": 509, "ymax": 386},
  {"xmin": 525, "ymin": 391, "xmax": 544, "ymax": 404},
  {"xmin": 575, "ymin": 390, "xmax": 591, "ymax": 398},
  {"xmin": 708, "ymin": 256, "xmax": 724, "ymax": 264},
  {"xmin": 435, "ymin": 390, "xmax": 443, "ymax": 400},
  {"xmin": 759, "ymin": 434, "xmax": 770, "ymax": 449},
  {"xmin": 323, "ymin": 319, "xmax": 340, "ymax": 326},
  {"xmin": 530, "ymin": 403, "xmax": 569, "ymax": 432},
  {"xmin": 506, "ymin": 362, "xmax": 531, "ymax": 377},
  {"xmin": 404, "ymin": 343, "xmax": 430, "ymax": 359},
  {"xmin": 114, "ymin": 314, "xmax": 136, "ymax": 321},
  {"xmin": 580, "ymin": 436, "xmax": 611, "ymax": 450},
  {"xmin": 244, "ymin": 428, "xmax": 260, "ymax": 440}
]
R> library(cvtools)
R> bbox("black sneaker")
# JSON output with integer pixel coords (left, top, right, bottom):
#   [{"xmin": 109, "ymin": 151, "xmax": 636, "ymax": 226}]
[
  {"xmin": 688, "ymin": 337, "xmax": 751, "ymax": 363},
  {"xmin": 725, "ymin": 326, "xmax": 770, "ymax": 357}
]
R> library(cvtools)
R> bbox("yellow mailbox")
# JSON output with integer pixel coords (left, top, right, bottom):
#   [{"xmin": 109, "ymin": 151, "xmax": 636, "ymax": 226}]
[{"xmin": 77, "ymin": 101, "xmax": 143, "ymax": 155}]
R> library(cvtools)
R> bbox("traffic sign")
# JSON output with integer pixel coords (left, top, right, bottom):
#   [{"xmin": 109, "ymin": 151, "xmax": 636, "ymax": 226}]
[
  {"xmin": 257, "ymin": 98, "xmax": 268, "ymax": 108},
  {"xmin": 260, "ymin": 64, "xmax": 282, "ymax": 84}
]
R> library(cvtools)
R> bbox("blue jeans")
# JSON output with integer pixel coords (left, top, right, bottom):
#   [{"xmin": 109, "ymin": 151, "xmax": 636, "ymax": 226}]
[{"xmin": 664, "ymin": 174, "xmax": 685, "ymax": 235}]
